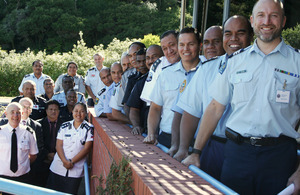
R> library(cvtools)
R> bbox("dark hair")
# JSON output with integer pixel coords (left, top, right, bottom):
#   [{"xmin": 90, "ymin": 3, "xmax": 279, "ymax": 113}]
[
  {"xmin": 66, "ymin": 89, "xmax": 77, "ymax": 96},
  {"xmin": 45, "ymin": 99, "xmax": 60, "ymax": 110},
  {"xmin": 43, "ymin": 78, "xmax": 54, "ymax": 85},
  {"xmin": 179, "ymin": 27, "xmax": 202, "ymax": 44},
  {"xmin": 160, "ymin": 30, "xmax": 179, "ymax": 41},
  {"xmin": 73, "ymin": 102, "xmax": 87, "ymax": 113},
  {"xmin": 223, "ymin": 15, "xmax": 253, "ymax": 36},
  {"xmin": 67, "ymin": 61, "xmax": 78, "ymax": 69},
  {"xmin": 32, "ymin": 60, "xmax": 43, "ymax": 66},
  {"xmin": 129, "ymin": 42, "xmax": 146, "ymax": 50},
  {"xmin": 136, "ymin": 48, "xmax": 146, "ymax": 56},
  {"xmin": 62, "ymin": 75, "xmax": 74, "ymax": 82}
]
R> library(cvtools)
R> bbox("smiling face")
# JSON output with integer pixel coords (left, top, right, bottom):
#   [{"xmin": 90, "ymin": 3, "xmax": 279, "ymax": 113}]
[
  {"xmin": 100, "ymin": 69, "xmax": 113, "ymax": 87},
  {"xmin": 66, "ymin": 90, "xmax": 77, "ymax": 107},
  {"xmin": 251, "ymin": 0, "xmax": 285, "ymax": 44},
  {"xmin": 223, "ymin": 16, "xmax": 252, "ymax": 55},
  {"xmin": 161, "ymin": 34, "xmax": 180, "ymax": 64},
  {"xmin": 72, "ymin": 103, "xmax": 87, "ymax": 123},
  {"xmin": 67, "ymin": 63, "xmax": 77, "ymax": 77},
  {"xmin": 146, "ymin": 46, "xmax": 163, "ymax": 69},
  {"xmin": 128, "ymin": 44, "xmax": 142, "ymax": 69},
  {"xmin": 23, "ymin": 82, "xmax": 36, "ymax": 100},
  {"xmin": 111, "ymin": 63, "xmax": 123, "ymax": 83},
  {"xmin": 178, "ymin": 33, "xmax": 200, "ymax": 64},
  {"xmin": 6, "ymin": 103, "xmax": 22, "ymax": 128},
  {"xmin": 203, "ymin": 26, "xmax": 225, "ymax": 59},
  {"xmin": 32, "ymin": 61, "xmax": 43, "ymax": 77},
  {"xmin": 44, "ymin": 79, "xmax": 54, "ymax": 94}
]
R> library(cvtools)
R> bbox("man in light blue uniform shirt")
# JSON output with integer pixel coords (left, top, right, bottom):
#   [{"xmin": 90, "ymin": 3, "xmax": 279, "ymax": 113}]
[
  {"xmin": 177, "ymin": 15, "xmax": 253, "ymax": 181},
  {"xmin": 168, "ymin": 25, "xmax": 225, "ymax": 157},
  {"xmin": 182, "ymin": 1, "xmax": 300, "ymax": 194},
  {"xmin": 143, "ymin": 27, "xmax": 202, "ymax": 148}
]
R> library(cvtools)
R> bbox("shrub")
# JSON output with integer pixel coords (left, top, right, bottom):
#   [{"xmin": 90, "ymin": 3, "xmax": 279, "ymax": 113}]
[
  {"xmin": 0, "ymin": 32, "xmax": 140, "ymax": 96},
  {"xmin": 282, "ymin": 23, "xmax": 300, "ymax": 49}
]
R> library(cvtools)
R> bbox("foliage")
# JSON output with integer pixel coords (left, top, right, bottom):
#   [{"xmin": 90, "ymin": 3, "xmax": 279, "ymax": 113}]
[
  {"xmin": 141, "ymin": 34, "xmax": 161, "ymax": 48},
  {"xmin": 92, "ymin": 156, "xmax": 133, "ymax": 195},
  {"xmin": 282, "ymin": 23, "xmax": 300, "ymax": 49},
  {"xmin": 0, "ymin": 32, "xmax": 139, "ymax": 97},
  {"xmin": 0, "ymin": 0, "xmax": 183, "ymax": 53}
]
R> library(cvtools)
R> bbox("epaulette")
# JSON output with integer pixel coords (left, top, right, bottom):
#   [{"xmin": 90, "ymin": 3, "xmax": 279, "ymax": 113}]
[
  {"xmin": 202, "ymin": 56, "xmax": 219, "ymax": 65},
  {"xmin": 128, "ymin": 72, "xmax": 137, "ymax": 79},
  {"xmin": 77, "ymin": 92, "xmax": 84, "ymax": 96},
  {"xmin": 151, "ymin": 58, "xmax": 162, "ymax": 72},
  {"xmin": 54, "ymin": 91, "xmax": 62, "ymax": 95},
  {"xmin": 228, "ymin": 48, "xmax": 245, "ymax": 59},
  {"xmin": 45, "ymin": 75, "xmax": 50, "ymax": 78},
  {"xmin": 295, "ymin": 48, "xmax": 300, "ymax": 53},
  {"xmin": 24, "ymin": 74, "xmax": 31, "ymax": 78},
  {"xmin": 115, "ymin": 82, "xmax": 121, "ymax": 87},
  {"xmin": 162, "ymin": 63, "xmax": 174, "ymax": 70},
  {"xmin": 80, "ymin": 122, "xmax": 92, "ymax": 131},
  {"xmin": 61, "ymin": 121, "xmax": 71, "ymax": 129},
  {"xmin": 26, "ymin": 126, "xmax": 34, "ymax": 134},
  {"xmin": 88, "ymin": 67, "xmax": 96, "ymax": 71},
  {"xmin": 98, "ymin": 88, "xmax": 106, "ymax": 96}
]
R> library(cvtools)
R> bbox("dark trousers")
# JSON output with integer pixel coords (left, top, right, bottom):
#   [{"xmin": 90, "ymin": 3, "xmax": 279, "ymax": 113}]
[
  {"xmin": 221, "ymin": 139, "xmax": 297, "ymax": 195},
  {"xmin": 158, "ymin": 131, "xmax": 171, "ymax": 148},
  {"xmin": 47, "ymin": 171, "xmax": 82, "ymax": 194},
  {"xmin": 200, "ymin": 138, "xmax": 225, "ymax": 180},
  {"xmin": 87, "ymin": 98, "xmax": 94, "ymax": 107}
]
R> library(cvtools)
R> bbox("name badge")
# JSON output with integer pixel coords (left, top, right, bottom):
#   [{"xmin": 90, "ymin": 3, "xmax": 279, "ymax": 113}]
[
  {"xmin": 65, "ymin": 134, "xmax": 71, "ymax": 137},
  {"xmin": 33, "ymin": 105, "xmax": 39, "ymax": 110},
  {"xmin": 276, "ymin": 90, "xmax": 290, "ymax": 103}
]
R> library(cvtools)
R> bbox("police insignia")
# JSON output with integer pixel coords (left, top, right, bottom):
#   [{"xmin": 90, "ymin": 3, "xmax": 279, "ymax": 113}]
[
  {"xmin": 146, "ymin": 72, "xmax": 153, "ymax": 82},
  {"xmin": 219, "ymin": 61, "xmax": 227, "ymax": 74},
  {"xmin": 179, "ymin": 80, "xmax": 187, "ymax": 93},
  {"xmin": 95, "ymin": 97, "xmax": 99, "ymax": 105}
]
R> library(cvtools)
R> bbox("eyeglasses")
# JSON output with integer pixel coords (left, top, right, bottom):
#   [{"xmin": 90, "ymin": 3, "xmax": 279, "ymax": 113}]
[{"xmin": 22, "ymin": 106, "xmax": 32, "ymax": 110}]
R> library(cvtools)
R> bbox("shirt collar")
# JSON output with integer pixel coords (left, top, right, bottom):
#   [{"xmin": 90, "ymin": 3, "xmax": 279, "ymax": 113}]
[
  {"xmin": 251, "ymin": 38, "xmax": 287, "ymax": 57},
  {"xmin": 6, "ymin": 123, "xmax": 19, "ymax": 133}
]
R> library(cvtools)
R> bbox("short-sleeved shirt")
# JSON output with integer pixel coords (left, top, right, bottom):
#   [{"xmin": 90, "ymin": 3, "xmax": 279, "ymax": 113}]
[
  {"xmin": 122, "ymin": 72, "xmax": 143, "ymax": 105},
  {"xmin": 150, "ymin": 61, "xmax": 188, "ymax": 134},
  {"xmin": 52, "ymin": 91, "xmax": 86, "ymax": 107},
  {"xmin": 127, "ymin": 72, "xmax": 149, "ymax": 129},
  {"xmin": 0, "ymin": 124, "xmax": 38, "ymax": 177},
  {"xmin": 141, "ymin": 57, "xmax": 172, "ymax": 105},
  {"xmin": 94, "ymin": 83, "xmax": 114, "ymax": 117},
  {"xmin": 54, "ymin": 73, "xmax": 85, "ymax": 94},
  {"xmin": 50, "ymin": 120, "xmax": 93, "ymax": 178},
  {"xmin": 19, "ymin": 73, "xmax": 51, "ymax": 96},
  {"xmin": 116, "ymin": 68, "xmax": 136, "ymax": 107},
  {"xmin": 85, "ymin": 66, "xmax": 105, "ymax": 97},
  {"xmin": 210, "ymin": 40, "xmax": 300, "ymax": 138},
  {"xmin": 11, "ymin": 95, "xmax": 47, "ymax": 120},
  {"xmin": 109, "ymin": 82, "xmax": 123, "ymax": 111},
  {"xmin": 171, "ymin": 61, "xmax": 202, "ymax": 114},
  {"xmin": 177, "ymin": 55, "xmax": 231, "ymax": 138}
]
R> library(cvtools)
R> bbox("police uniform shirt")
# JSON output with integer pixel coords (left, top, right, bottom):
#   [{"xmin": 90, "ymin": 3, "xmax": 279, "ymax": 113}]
[
  {"xmin": 85, "ymin": 66, "xmax": 106, "ymax": 97},
  {"xmin": 54, "ymin": 73, "xmax": 85, "ymax": 94},
  {"xmin": 94, "ymin": 83, "xmax": 114, "ymax": 117},
  {"xmin": 149, "ymin": 61, "xmax": 187, "ymax": 134},
  {"xmin": 109, "ymin": 82, "xmax": 123, "ymax": 111},
  {"xmin": 177, "ymin": 55, "xmax": 232, "ymax": 138},
  {"xmin": 18, "ymin": 73, "xmax": 51, "ymax": 96},
  {"xmin": 11, "ymin": 95, "xmax": 47, "ymax": 120},
  {"xmin": 199, "ymin": 55, "xmax": 207, "ymax": 63},
  {"xmin": 171, "ymin": 60, "xmax": 202, "ymax": 114},
  {"xmin": 209, "ymin": 40, "xmax": 300, "ymax": 138},
  {"xmin": 0, "ymin": 124, "xmax": 38, "ymax": 177},
  {"xmin": 140, "ymin": 56, "xmax": 172, "ymax": 106},
  {"xmin": 50, "ymin": 120, "xmax": 93, "ymax": 178},
  {"xmin": 52, "ymin": 91, "xmax": 86, "ymax": 107}
]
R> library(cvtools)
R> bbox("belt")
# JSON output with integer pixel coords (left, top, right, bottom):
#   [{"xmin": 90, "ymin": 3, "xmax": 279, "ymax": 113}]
[
  {"xmin": 225, "ymin": 128, "xmax": 293, "ymax": 146},
  {"xmin": 211, "ymin": 135, "xmax": 227, "ymax": 143}
]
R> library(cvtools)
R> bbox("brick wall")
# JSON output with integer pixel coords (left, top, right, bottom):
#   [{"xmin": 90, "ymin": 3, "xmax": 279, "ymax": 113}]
[{"xmin": 89, "ymin": 109, "xmax": 223, "ymax": 195}]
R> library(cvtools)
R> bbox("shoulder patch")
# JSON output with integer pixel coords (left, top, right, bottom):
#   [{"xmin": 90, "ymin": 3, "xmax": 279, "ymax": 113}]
[
  {"xmin": 98, "ymin": 88, "xmax": 106, "ymax": 97},
  {"xmin": 228, "ymin": 48, "xmax": 245, "ymax": 59},
  {"xmin": 88, "ymin": 67, "xmax": 96, "ymax": 71},
  {"xmin": 26, "ymin": 127, "xmax": 34, "ymax": 134},
  {"xmin": 146, "ymin": 71, "xmax": 153, "ymax": 82},
  {"xmin": 24, "ymin": 74, "xmax": 31, "ymax": 78},
  {"xmin": 179, "ymin": 79, "xmax": 187, "ymax": 93},
  {"xmin": 151, "ymin": 58, "xmax": 162, "ymax": 72}
]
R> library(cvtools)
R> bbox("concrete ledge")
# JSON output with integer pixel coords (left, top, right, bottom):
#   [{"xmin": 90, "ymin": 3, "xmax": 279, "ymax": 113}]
[{"xmin": 89, "ymin": 109, "xmax": 223, "ymax": 195}]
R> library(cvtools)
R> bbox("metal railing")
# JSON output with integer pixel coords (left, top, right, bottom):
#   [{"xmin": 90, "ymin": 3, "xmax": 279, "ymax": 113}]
[
  {"xmin": 0, "ymin": 161, "xmax": 90, "ymax": 195},
  {"xmin": 143, "ymin": 134, "xmax": 238, "ymax": 195}
]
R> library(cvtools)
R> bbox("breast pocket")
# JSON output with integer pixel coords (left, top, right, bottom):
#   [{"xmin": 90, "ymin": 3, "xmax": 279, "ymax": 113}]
[
  {"xmin": 271, "ymin": 72, "xmax": 299, "ymax": 102},
  {"xmin": 164, "ymin": 82, "xmax": 180, "ymax": 105},
  {"xmin": 230, "ymin": 73, "xmax": 254, "ymax": 104}
]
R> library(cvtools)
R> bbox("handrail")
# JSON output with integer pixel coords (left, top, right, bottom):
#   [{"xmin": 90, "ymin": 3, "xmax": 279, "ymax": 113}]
[
  {"xmin": 189, "ymin": 165, "xmax": 239, "ymax": 195},
  {"xmin": 84, "ymin": 161, "xmax": 91, "ymax": 195},
  {"xmin": 0, "ymin": 178, "xmax": 69, "ymax": 195},
  {"xmin": 142, "ymin": 133, "xmax": 238, "ymax": 194}
]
